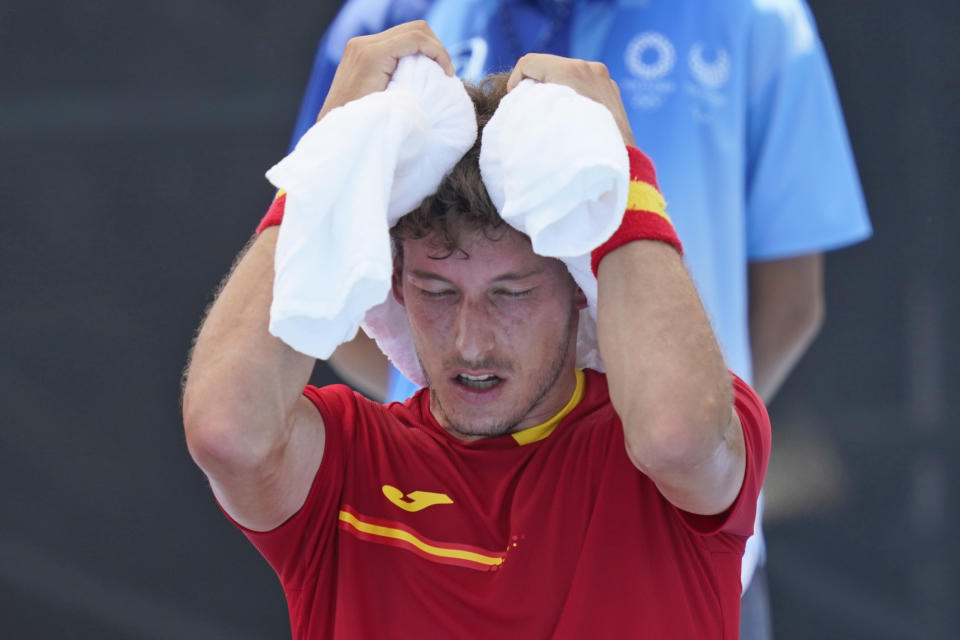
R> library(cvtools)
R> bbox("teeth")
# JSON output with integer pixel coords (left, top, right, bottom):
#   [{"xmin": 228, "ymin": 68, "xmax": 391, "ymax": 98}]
[{"xmin": 457, "ymin": 373, "xmax": 501, "ymax": 389}]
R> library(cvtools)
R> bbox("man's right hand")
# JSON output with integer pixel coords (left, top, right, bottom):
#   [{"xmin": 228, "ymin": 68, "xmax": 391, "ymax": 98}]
[{"xmin": 317, "ymin": 21, "xmax": 455, "ymax": 121}]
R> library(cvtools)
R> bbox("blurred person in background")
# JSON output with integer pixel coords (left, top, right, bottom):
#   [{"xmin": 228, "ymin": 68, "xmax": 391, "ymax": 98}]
[{"xmin": 281, "ymin": 1, "xmax": 871, "ymax": 638}]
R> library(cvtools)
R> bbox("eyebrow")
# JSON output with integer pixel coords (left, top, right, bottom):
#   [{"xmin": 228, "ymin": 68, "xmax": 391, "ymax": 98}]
[{"xmin": 408, "ymin": 268, "xmax": 544, "ymax": 283}]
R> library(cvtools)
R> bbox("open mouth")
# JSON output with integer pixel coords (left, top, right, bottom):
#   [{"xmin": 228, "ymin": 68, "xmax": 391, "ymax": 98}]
[{"xmin": 455, "ymin": 373, "xmax": 503, "ymax": 390}]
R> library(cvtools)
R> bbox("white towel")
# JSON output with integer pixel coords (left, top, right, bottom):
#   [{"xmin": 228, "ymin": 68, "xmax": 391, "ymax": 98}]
[
  {"xmin": 479, "ymin": 79, "xmax": 629, "ymax": 373},
  {"xmin": 265, "ymin": 56, "xmax": 477, "ymax": 361},
  {"xmin": 267, "ymin": 59, "xmax": 628, "ymax": 386}
]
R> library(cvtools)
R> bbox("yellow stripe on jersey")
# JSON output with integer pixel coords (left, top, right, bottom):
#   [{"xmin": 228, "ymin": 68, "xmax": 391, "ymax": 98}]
[
  {"xmin": 338, "ymin": 509, "xmax": 505, "ymax": 567},
  {"xmin": 511, "ymin": 369, "xmax": 585, "ymax": 445}
]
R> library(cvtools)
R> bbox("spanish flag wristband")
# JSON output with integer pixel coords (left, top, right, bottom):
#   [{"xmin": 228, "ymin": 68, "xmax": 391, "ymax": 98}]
[
  {"xmin": 255, "ymin": 190, "xmax": 286, "ymax": 234},
  {"xmin": 590, "ymin": 145, "xmax": 682, "ymax": 277}
]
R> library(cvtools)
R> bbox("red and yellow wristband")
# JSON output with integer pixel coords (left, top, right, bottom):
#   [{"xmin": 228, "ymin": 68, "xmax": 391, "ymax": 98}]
[
  {"xmin": 590, "ymin": 145, "xmax": 682, "ymax": 276},
  {"xmin": 255, "ymin": 190, "xmax": 287, "ymax": 234}
]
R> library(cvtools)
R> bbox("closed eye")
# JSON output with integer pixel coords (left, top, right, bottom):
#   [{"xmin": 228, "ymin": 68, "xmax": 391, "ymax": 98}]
[
  {"xmin": 495, "ymin": 288, "xmax": 533, "ymax": 298},
  {"xmin": 419, "ymin": 288, "xmax": 455, "ymax": 298}
]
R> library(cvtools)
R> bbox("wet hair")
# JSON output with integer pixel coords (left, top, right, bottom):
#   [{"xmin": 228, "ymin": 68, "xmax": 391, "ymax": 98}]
[{"xmin": 390, "ymin": 72, "xmax": 511, "ymax": 260}]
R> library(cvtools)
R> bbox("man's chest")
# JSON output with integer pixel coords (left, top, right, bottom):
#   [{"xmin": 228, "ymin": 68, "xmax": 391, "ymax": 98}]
[
  {"xmin": 334, "ymin": 425, "xmax": 615, "ymax": 575},
  {"xmin": 319, "ymin": 416, "xmax": 724, "ymax": 638}
]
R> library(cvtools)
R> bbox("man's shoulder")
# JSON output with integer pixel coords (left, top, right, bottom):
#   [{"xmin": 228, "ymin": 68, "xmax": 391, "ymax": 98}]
[
  {"xmin": 303, "ymin": 382, "xmax": 362, "ymax": 405},
  {"xmin": 303, "ymin": 383, "xmax": 384, "ymax": 423},
  {"xmin": 303, "ymin": 383, "xmax": 428, "ymax": 432}
]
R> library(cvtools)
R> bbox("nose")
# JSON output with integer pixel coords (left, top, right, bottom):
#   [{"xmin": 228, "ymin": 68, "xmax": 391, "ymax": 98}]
[{"xmin": 453, "ymin": 298, "xmax": 497, "ymax": 363}]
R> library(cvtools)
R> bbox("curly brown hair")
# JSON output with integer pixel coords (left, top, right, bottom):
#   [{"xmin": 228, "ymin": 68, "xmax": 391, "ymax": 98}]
[{"xmin": 390, "ymin": 72, "xmax": 512, "ymax": 260}]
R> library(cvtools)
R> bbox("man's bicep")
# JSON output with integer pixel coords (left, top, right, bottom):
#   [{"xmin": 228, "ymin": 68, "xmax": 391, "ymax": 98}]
[{"xmin": 211, "ymin": 394, "xmax": 327, "ymax": 533}]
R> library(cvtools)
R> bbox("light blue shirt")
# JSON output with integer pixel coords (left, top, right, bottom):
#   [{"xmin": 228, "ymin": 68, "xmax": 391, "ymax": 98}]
[
  {"xmin": 288, "ymin": 0, "xmax": 872, "ymax": 590},
  {"xmin": 290, "ymin": 0, "xmax": 871, "ymax": 402}
]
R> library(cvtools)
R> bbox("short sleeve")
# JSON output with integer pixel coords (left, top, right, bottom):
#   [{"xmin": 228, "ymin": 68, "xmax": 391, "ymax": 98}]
[
  {"xmin": 744, "ymin": 1, "xmax": 871, "ymax": 260},
  {"xmin": 227, "ymin": 385, "xmax": 356, "ymax": 589},
  {"xmin": 721, "ymin": 373, "xmax": 772, "ymax": 536},
  {"xmin": 676, "ymin": 372, "xmax": 772, "ymax": 538}
]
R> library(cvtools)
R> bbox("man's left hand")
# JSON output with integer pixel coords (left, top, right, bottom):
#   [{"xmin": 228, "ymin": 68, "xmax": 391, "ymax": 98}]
[{"xmin": 507, "ymin": 54, "xmax": 635, "ymax": 147}]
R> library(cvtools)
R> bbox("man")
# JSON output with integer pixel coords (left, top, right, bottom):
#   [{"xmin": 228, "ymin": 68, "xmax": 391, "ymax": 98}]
[
  {"xmin": 183, "ymin": 22, "xmax": 770, "ymax": 639},
  {"xmin": 296, "ymin": 3, "xmax": 872, "ymax": 637}
]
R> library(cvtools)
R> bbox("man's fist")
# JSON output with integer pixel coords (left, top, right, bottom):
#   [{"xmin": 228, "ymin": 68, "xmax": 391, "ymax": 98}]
[
  {"xmin": 317, "ymin": 21, "xmax": 456, "ymax": 121},
  {"xmin": 507, "ymin": 54, "xmax": 635, "ymax": 147}
]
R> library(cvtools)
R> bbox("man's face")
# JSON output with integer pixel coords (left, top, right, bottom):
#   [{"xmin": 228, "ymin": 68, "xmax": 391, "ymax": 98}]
[{"xmin": 394, "ymin": 226, "xmax": 585, "ymax": 441}]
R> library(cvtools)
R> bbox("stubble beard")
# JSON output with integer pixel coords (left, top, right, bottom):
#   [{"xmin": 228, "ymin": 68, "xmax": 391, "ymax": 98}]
[{"xmin": 420, "ymin": 311, "xmax": 576, "ymax": 440}]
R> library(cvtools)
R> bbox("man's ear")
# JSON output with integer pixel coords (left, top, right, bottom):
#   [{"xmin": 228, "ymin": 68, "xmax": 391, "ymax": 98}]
[
  {"xmin": 573, "ymin": 285, "xmax": 588, "ymax": 311},
  {"xmin": 391, "ymin": 260, "xmax": 405, "ymax": 307}
]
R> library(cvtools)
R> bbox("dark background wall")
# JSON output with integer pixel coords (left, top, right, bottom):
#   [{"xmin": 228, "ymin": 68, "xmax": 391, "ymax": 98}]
[{"xmin": 1, "ymin": 1, "xmax": 956, "ymax": 638}]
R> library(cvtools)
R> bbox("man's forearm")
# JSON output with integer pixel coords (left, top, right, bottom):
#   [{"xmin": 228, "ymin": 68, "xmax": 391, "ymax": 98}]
[
  {"xmin": 597, "ymin": 241, "xmax": 741, "ymax": 514},
  {"xmin": 182, "ymin": 228, "xmax": 316, "ymax": 473}
]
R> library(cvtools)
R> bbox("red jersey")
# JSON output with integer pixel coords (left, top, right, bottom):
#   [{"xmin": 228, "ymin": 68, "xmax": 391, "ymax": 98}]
[{"xmin": 232, "ymin": 369, "xmax": 770, "ymax": 639}]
